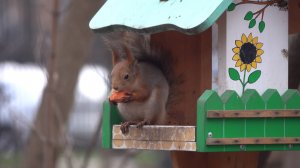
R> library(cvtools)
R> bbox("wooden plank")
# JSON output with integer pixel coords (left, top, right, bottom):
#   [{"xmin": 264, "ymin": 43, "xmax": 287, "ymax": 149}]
[
  {"xmin": 207, "ymin": 110, "xmax": 300, "ymax": 118},
  {"xmin": 112, "ymin": 125, "xmax": 195, "ymax": 141},
  {"xmin": 207, "ymin": 137, "xmax": 300, "ymax": 145},
  {"xmin": 112, "ymin": 140, "xmax": 196, "ymax": 151}
]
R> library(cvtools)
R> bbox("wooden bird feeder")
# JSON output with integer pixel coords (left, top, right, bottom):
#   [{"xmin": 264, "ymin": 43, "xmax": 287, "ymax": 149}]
[{"xmin": 90, "ymin": 0, "xmax": 300, "ymax": 167}]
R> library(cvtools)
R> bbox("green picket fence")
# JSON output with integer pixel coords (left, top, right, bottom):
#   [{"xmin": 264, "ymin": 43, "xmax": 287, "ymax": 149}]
[{"xmin": 197, "ymin": 89, "xmax": 300, "ymax": 152}]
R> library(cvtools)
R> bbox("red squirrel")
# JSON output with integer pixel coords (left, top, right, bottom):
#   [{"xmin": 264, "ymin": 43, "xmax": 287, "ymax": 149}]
[{"xmin": 107, "ymin": 33, "xmax": 170, "ymax": 134}]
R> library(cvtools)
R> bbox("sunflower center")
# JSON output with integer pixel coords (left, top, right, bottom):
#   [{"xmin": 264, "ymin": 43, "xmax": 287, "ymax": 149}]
[{"xmin": 240, "ymin": 42, "xmax": 257, "ymax": 64}]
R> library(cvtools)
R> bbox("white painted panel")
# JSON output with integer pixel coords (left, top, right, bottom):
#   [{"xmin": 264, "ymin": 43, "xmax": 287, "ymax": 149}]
[{"xmin": 217, "ymin": 0, "xmax": 288, "ymax": 95}]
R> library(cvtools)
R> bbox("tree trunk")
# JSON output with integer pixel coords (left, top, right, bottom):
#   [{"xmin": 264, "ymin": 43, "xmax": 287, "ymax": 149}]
[{"xmin": 21, "ymin": 0, "xmax": 101, "ymax": 168}]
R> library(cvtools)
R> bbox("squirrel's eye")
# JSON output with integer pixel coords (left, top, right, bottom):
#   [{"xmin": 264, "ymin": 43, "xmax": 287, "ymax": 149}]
[{"xmin": 124, "ymin": 74, "xmax": 129, "ymax": 80}]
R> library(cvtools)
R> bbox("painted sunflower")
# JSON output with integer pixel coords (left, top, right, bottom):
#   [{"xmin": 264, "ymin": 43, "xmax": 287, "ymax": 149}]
[{"xmin": 232, "ymin": 33, "xmax": 263, "ymax": 72}]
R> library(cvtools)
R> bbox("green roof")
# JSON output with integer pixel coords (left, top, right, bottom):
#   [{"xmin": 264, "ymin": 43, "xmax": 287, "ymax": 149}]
[{"xmin": 89, "ymin": 0, "xmax": 232, "ymax": 34}]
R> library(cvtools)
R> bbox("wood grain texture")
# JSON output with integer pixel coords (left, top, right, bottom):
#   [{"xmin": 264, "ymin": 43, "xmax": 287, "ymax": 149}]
[
  {"xmin": 207, "ymin": 110, "xmax": 300, "ymax": 118},
  {"xmin": 151, "ymin": 29, "xmax": 259, "ymax": 168},
  {"xmin": 151, "ymin": 30, "xmax": 212, "ymax": 126},
  {"xmin": 113, "ymin": 125, "xmax": 195, "ymax": 141},
  {"xmin": 289, "ymin": 0, "xmax": 300, "ymax": 34},
  {"xmin": 207, "ymin": 138, "xmax": 300, "ymax": 145},
  {"xmin": 112, "ymin": 140, "xmax": 196, "ymax": 151}
]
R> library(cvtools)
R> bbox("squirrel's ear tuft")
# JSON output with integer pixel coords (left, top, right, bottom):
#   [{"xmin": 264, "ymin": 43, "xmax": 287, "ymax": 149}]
[
  {"xmin": 124, "ymin": 45, "xmax": 135, "ymax": 63},
  {"xmin": 111, "ymin": 48, "xmax": 120, "ymax": 65}
]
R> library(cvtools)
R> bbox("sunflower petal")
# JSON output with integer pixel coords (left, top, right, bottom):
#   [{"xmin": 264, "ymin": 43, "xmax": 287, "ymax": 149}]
[
  {"xmin": 255, "ymin": 56, "xmax": 262, "ymax": 63},
  {"xmin": 246, "ymin": 64, "xmax": 251, "ymax": 72},
  {"xmin": 232, "ymin": 47, "xmax": 240, "ymax": 54},
  {"xmin": 252, "ymin": 37, "xmax": 258, "ymax": 44},
  {"xmin": 248, "ymin": 33, "xmax": 253, "ymax": 43},
  {"xmin": 241, "ymin": 34, "xmax": 247, "ymax": 43},
  {"xmin": 235, "ymin": 40, "xmax": 243, "ymax": 47},
  {"xmin": 257, "ymin": 49, "xmax": 264, "ymax": 56},
  {"xmin": 232, "ymin": 54, "xmax": 240, "ymax": 61},
  {"xmin": 240, "ymin": 64, "xmax": 246, "ymax": 72},
  {"xmin": 256, "ymin": 42, "xmax": 263, "ymax": 49},
  {"xmin": 235, "ymin": 60, "xmax": 242, "ymax": 67},
  {"xmin": 251, "ymin": 62, "xmax": 257, "ymax": 68}
]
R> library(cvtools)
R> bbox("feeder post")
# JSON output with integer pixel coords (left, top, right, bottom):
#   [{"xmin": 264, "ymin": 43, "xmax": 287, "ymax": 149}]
[{"xmin": 151, "ymin": 29, "xmax": 260, "ymax": 168}]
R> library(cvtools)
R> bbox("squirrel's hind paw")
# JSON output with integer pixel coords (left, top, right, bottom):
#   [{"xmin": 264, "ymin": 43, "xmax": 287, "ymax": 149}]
[
  {"xmin": 120, "ymin": 122, "xmax": 130, "ymax": 134},
  {"xmin": 120, "ymin": 121, "xmax": 137, "ymax": 134},
  {"xmin": 120, "ymin": 120, "xmax": 151, "ymax": 134}
]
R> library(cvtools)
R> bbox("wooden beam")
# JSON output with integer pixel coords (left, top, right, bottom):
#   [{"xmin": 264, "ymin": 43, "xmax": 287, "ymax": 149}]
[
  {"xmin": 207, "ymin": 137, "xmax": 300, "ymax": 145},
  {"xmin": 207, "ymin": 110, "xmax": 300, "ymax": 118},
  {"xmin": 112, "ymin": 139, "xmax": 196, "ymax": 151},
  {"xmin": 289, "ymin": 0, "xmax": 300, "ymax": 34},
  {"xmin": 112, "ymin": 125, "xmax": 196, "ymax": 141}
]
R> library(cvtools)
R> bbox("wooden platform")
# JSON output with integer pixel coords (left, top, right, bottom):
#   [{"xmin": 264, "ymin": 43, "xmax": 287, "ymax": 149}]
[{"xmin": 112, "ymin": 125, "xmax": 196, "ymax": 151}]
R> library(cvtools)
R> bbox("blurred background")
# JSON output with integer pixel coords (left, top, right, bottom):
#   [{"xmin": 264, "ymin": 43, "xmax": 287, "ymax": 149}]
[
  {"xmin": 0, "ymin": 0, "xmax": 171, "ymax": 168},
  {"xmin": 0, "ymin": 0, "xmax": 299, "ymax": 168}
]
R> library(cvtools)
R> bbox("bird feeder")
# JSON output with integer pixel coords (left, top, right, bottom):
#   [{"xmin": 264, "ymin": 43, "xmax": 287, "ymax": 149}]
[{"xmin": 89, "ymin": 0, "xmax": 300, "ymax": 158}]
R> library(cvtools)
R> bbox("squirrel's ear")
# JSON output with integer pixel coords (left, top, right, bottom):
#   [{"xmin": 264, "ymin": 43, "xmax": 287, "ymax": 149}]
[
  {"xmin": 124, "ymin": 46, "xmax": 135, "ymax": 63},
  {"xmin": 111, "ymin": 48, "xmax": 120, "ymax": 65}
]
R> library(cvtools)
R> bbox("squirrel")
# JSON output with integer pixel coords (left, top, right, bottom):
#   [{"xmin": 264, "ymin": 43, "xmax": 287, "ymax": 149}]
[{"xmin": 105, "ymin": 32, "xmax": 172, "ymax": 134}]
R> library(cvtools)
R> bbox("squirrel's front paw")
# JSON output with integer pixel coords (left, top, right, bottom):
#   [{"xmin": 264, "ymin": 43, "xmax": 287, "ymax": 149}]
[
  {"xmin": 120, "ymin": 121, "xmax": 136, "ymax": 134},
  {"xmin": 120, "ymin": 93, "xmax": 132, "ymax": 103}
]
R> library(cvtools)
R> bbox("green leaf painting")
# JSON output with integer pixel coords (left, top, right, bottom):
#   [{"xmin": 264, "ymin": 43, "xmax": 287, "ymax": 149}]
[
  {"xmin": 229, "ymin": 68, "xmax": 240, "ymax": 81},
  {"xmin": 248, "ymin": 70, "xmax": 261, "ymax": 84},
  {"xmin": 227, "ymin": 3, "xmax": 236, "ymax": 11},
  {"xmin": 249, "ymin": 19, "xmax": 256, "ymax": 29},
  {"xmin": 259, "ymin": 21, "xmax": 266, "ymax": 33},
  {"xmin": 244, "ymin": 11, "xmax": 253, "ymax": 21},
  {"xmin": 227, "ymin": 1, "xmax": 283, "ymax": 33}
]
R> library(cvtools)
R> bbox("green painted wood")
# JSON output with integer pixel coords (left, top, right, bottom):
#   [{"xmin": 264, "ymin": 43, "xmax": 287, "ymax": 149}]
[
  {"xmin": 241, "ymin": 89, "xmax": 265, "ymax": 151},
  {"xmin": 101, "ymin": 89, "xmax": 300, "ymax": 152},
  {"xmin": 89, "ymin": 0, "xmax": 232, "ymax": 34},
  {"xmin": 102, "ymin": 100, "xmax": 122, "ymax": 149},
  {"xmin": 282, "ymin": 90, "xmax": 300, "ymax": 150},
  {"xmin": 262, "ymin": 89, "xmax": 285, "ymax": 150},
  {"xmin": 221, "ymin": 90, "xmax": 245, "ymax": 151},
  {"xmin": 197, "ymin": 90, "xmax": 223, "ymax": 152}
]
